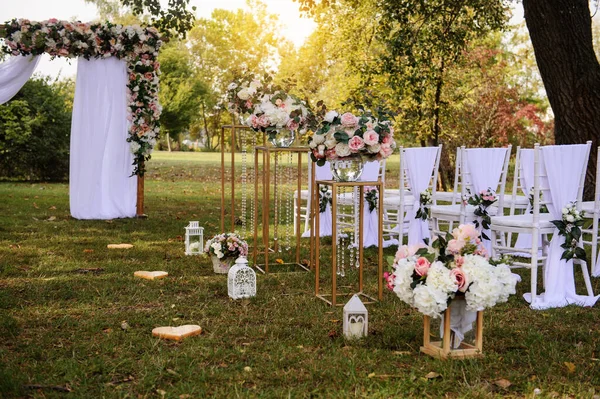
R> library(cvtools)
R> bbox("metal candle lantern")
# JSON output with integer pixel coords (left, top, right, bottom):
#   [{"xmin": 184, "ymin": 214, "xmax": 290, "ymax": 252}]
[
  {"xmin": 343, "ymin": 295, "xmax": 368, "ymax": 339},
  {"xmin": 184, "ymin": 221, "xmax": 204, "ymax": 255}
]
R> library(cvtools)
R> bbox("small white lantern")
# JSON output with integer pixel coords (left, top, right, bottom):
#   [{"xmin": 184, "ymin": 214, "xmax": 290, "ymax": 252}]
[
  {"xmin": 184, "ymin": 221, "xmax": 204, "ymax": 255},
  {"xmin": 343, "ymin": 295, "xmax": 368, "ymax": 339},
  {"xmin": 228, "ymin": 257, "xmax": 257, "ymax": 299}
]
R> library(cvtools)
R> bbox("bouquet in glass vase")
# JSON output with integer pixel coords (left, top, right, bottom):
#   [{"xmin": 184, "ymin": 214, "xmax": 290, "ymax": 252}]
[
  {"xmin": 224, "ymin": 71, "xmax": 269, "ymax": 123},
  {"xmin": 246, "ymin": 90, "xmax": 311, "ymax": 147},
  {"xmin": 308, "ymin": 109, "xmax": 397, "ymax": 181}
]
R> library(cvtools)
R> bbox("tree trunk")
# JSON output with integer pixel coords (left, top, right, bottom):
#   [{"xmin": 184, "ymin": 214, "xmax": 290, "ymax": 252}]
[
  {"xmin": 166, "ymin": 132, "xmax": 172, "ymax": 152},
  {"xmin": 523, "ymin": 0, "xmax": 600, "ymax": 199}
]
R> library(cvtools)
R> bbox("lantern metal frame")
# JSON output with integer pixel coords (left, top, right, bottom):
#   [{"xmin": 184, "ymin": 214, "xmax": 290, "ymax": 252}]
[
  {"xmin": 227, "ymin": 257, "xmax": 257, "ymax": 299},
  {"xmin": 184, "ymin": 221, "xmax": 204, "ymax": 255},
  {"xmin": 343, "ymin": 294, "xmax": 368, "ymax": 339}
]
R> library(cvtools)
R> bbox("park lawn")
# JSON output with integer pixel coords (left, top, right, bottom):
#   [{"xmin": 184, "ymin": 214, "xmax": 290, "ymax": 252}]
[{"xmin": 0, "ymin": 151, "xmax": 599, "ymax": 398}]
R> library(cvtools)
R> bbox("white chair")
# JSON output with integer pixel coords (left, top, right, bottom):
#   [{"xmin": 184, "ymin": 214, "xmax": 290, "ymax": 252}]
[
  {"xmin": 383, "ymin": 145, "xmax": 442, "ymax": 246},
  {"xmin": 581, "ymin": 146, "xmax": 600, "ymax": 277},
  {"xmin": 430, "ymin": 145, "xmax": 512, "ymax": 254},
  {"xmin": 490, "ymin": 142, "xmax": 596, "ymax": 308}
]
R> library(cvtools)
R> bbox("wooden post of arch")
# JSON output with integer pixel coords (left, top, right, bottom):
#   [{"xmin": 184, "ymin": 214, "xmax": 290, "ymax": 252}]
[{"xmin": 136, "ymin": 162, "xmax": 147, "ymax": 218}]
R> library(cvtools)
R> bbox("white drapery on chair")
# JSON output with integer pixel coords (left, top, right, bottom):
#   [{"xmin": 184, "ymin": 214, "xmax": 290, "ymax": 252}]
[
  {"xmin": 70, "ymin": 57, "xmax": 137, "ymax": 219},
  {"xmin": 361, "ymin": 160, "xmax": 386, "ymax": 247},
  {"xmin": 0, "ymin": 55, "xmax": 40, "ymax": 104},
  {"xmin": 405, "ymin": 147, "xmax": 440, "ymax": 245},
  {"xmin": 512, "ymin": 149, "xmax": 542, "ymax": 255},
  {"xmin": 302, "ymin": 161, "xmax": 333, "ymax": 237},
  {"xmin": 524, "ymin": 144, "xmax": 599, "ymax": 309},
  {"xmin": 464, "ymin": 148, "xmax": 510, "ymax": 254}
]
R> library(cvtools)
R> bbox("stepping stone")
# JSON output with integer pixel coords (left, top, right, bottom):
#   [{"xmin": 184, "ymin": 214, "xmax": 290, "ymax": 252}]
[
  {"xmin": 107, "ymin": 244, "xmax": 134, "ymax": 249},
  {"xmin": 152, "ymin": 325, "xmax": 202, "ymax": 341},
  {"xmin": 134, "ymin": 271, "xmax": 168, "ymax": 280}
]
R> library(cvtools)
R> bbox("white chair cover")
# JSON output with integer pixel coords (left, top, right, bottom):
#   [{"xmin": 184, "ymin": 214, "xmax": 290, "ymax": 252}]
[
  {"xmin": 464, "ymin": 148, "xmax": 509, "ymax": 254},
  {"xmin": 70, "ymin": 57, "xmax": 137, "ymax": 219},
  {"xmin": 302, "ymin": 161, "xmax": 333, "ymax": 237},
  {"xmin": 0, "ymin": 55, "xmax": 40, "ymax": 104},
  {"xmin": 524, "ymin": 144, "xmax": 599, "ymax": 309},
  {"xmin": 361, "ymin": 160, "xmax": 383, "ymax": 247},
  {"xmin": 405, "ymin": 147, "xmax": 439, "ymax": 245},
  {"xmin": 513, "ymin": 149, "xmax": 542, "ymax": 254}
]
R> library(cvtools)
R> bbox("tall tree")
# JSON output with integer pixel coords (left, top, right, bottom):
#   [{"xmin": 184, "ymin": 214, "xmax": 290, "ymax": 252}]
[{"xmin": 522, "ymin": 0, "xmax": 600, "ymax": 197}]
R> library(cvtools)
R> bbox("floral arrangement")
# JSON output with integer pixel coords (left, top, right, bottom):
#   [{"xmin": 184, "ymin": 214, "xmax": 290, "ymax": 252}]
[
  {"xmin": 0, "ymin": 18, "xmax": 163, "ymax": 176},
  {"xmin": 415, "ymin": 189, "xmax": 433, "ymax": 220},
  {"xmin": 246, "ymin": 89, "xmax": 311, "ymax": 140},
  {"xmin": 204, "ymin": 233, "xmax": 248, "ymax": 260},
  {"xmin": 308, "ymin": 110, "xmax": 396, "ymax": 164},
  {"xmin": 466, "ymin": 188, "xmax": 497, "ymax": 240},
  {"xmin": 550, "ymin": 202, "xmax": 586, "ymax": 261},
  {"xmin": 224, "ymin": 71, "xmax": 269, "ymax": 118},
  {"xmin": 528, "ymin": 187, "xmax": 549, "ymax": 214},
  {"xmin": 384, "ymin": 224, "xmax": 518, "ymax": 318},
  {"xmin": 365, "ymin": 187, "xmax": 379, "ymax": 212},
  {"xmin": 318, "ymin": 186, "xmax": 332, "ymax": 213}
]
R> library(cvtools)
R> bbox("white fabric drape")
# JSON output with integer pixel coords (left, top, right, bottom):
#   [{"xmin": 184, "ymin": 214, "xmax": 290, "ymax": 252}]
[
  {"xmin": 404, "ymin": 147, "xmax": 439, "ymax": 245},
  {"xmin": 361, "ymin": 160, "xmax": 383, "ymax": 248},
  {"xmin": 513, "ymin": 149, "xmax": 542, "ymax": 254},
  {"xmin": 464, "ymin": 148, "xmax": 508, "ymax": 254},
  {"xmin": 441, "ymin": 299, "xmax": 478, "ymax": 348},
  {"xmin": 70, "ymin": 57, "xmax": 137, "ymax": 219},
  {"xmin": 524, "ymin": 144, "xmax": 599, "ymax": 309},
  {"xmin": 0, "ymin": 55, "xmax": 40, "ymax": 104},
  {"xmin": 302, "ymin": 161, "xmax": 333, "ymax": 237}
]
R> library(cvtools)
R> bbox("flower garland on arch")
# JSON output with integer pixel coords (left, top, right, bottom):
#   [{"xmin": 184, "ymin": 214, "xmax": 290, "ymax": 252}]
[{"xmin": 0, "ymin": 18, "xmax": 163, "ymax": 176}]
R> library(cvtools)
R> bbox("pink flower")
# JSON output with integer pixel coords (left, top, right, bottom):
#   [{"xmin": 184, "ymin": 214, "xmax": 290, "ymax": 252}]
[
  {"xmin": 129, "ymin": 73, "xmax": 137, "ymax": 80},
  {"xmin": 340, "ymin": 112, "xmax": 358, "ymax": 128},
  {"xmin": 144, "ymin": 72, "xmax": 154, "ymax": 80},
  {"xmin": 245, "ymin": 100, "xmax": 253, "ymax": 109},
  {"xmin": 286, "ymin": 119, "xmax": 299, "ymax": 131},
  {"xmin": 383, "ymin": 272, "xmax": 395, "ymax": 291},
  {"xmin": 379, "ymin": 143, "xmax": 393, "ymax": 158},
  {"xmin": 455, "ymin": 255, "xmax": 464, "ymax": 267},
  {"xmin": 474, "ymin": 246, "xmax": 489, "ymax": 259},
  {"xmin": 249, "ymin": 114, "xmax": 260, "ymax": 129},
  {"xmin": 382, "ymin": 135, "xmax": 392, "ymax": 145},
  {"xmin": 450, "ymin": 268, "xmax": 469, "ymax": 292},
  {"xmin": 257, "ymin": 115, "xmax": 270, "ymax": 128},
  {"xmin": 363, "ymin": 130, "xmax": 379, "ymax": 146},
  {"xmin": 447, "ymin": 239, "xmax": 465, "ymax": 254},
  {"xmin": 325, "ymin": 148, "xmax": 337, "ymax": 160},
  {"xmin": 57, "ymin": 48, "xmax": 69, "ymax": 57},
  {"xmin": 153, "ymin": 62, "xmax": 160, "ymax": 70},
  {"xmin": 414, "ymin": 257, "xmax": 431, "ymax": 277},
  {"xmin": 48, "ymin": 18, "xmax": 58, "ymax": 24},
  {"xmin": 395, "ymin": 244, "xmax": 424, "ymax": 261},
  {"xmin": 453, "ymin": 224, "xmax": 479, "ymax": 242},
  {"xmin": 348, "ymin": 136, "xmax": 365, "ymax": 152}
]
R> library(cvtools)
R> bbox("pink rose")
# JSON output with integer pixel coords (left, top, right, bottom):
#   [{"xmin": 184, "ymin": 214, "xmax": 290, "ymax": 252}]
[
  {"xmin": 245, "ymin": 100, "xmax": 253, "ymax": 109},
  {"xmin": 257, "ymin": 115, "xmax": 270, "ymax": 128},
  {"xmin": 383, "ymin": 272, "xmax": 395, "ymax": 291},
  {"xmin": 450, "ymin": 268, "xmax": 469, "ymax": 292},
  {"xmin": 453, "ymin": 224, "xmax": 479, "ymax": 242},
  {"xmin": 48, "ymin": 18, "xmax": 58, "ymax": 24},
  {"xmin": 57, "ymin": 48, "xmax": 69, "ymax": 57},
  {"xmin": 144, "ymin": 72, "xmax": 153, "ymax": 80},
  {"xmin": 474, "ymin": 246, "xmax": 489, "ymax": 259},
  {"xmin": 286, "ymin": 119, "xmax": 299, "ymax": 131},
  {"xmin": 340, "ymin": 112, "xmax": 358, "ymax": 128},
  {"xmin": 348, "ymin": 136, "xmax": 365, "ymax": 152},
  {"xmin": 325, "ymin": 148, "xmax": 337, "ymax": 160},
  {"xmin": 153, "ymin": 62, "xmax": 160, "ymax": 70},
  {"xmin": 379, "ymin": 143, "xmax": 393, "ymax": 158},
  {"xmin": 447, "ymin": 239, "xmax": 465, "ymax": 254},
  {"xmin": 382, "ymin": 135, "xmax": 392, "ymax": 145},
  {"xmin": 249, "ymin": 114, "xmax": 260, "ymax": 129},
  {"xmin": 395, "ymin": 244, "xmax": 424, "ymax": 261},
  {"xmin": 414, "ymin": 257, "xmax": 431, "ymax": 277},
  {"xmin": 363, "ymin": 130, "xmax": 379, "ymax": 146},
  {"xmin": 455, "ymin": 255, "xmax": 464, "ymax": 267}
]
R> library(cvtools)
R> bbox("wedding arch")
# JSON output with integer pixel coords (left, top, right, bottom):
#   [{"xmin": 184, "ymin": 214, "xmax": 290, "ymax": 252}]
[{"xmin": 0, "ymin": 18, "xmax": 163, "ymax": 219}]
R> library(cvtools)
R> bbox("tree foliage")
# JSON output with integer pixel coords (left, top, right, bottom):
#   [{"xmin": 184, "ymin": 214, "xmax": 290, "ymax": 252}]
[{"xmin": 0, "ymin": 78, "xmax": 72, "ymax": 181}]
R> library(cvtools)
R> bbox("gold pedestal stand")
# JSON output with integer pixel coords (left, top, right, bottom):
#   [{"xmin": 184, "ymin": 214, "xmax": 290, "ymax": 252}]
[
  {"xmin": 313, "ymin": 180, "xmax": 384, "ymax": 307},
  {"xmin": 252, "ymin": 146, "xmax": 310, "ymax": 273}
]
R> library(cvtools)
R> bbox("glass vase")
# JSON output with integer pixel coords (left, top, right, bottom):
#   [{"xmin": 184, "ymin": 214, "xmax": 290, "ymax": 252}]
[
  {"xmin": 211, "ymin": 256, "xmax": 236, "ymax": 274},
  {"xmin": 268, "ymin": 128, "xmax": 296, "ymax": 148},
  {"xmin": 330, "ymin": 157, "xmax": 364, "ymax": 182}
]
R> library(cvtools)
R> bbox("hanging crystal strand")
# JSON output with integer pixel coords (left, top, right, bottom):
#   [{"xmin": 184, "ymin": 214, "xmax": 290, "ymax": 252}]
[
  {"xmin": 273, "ymin": 152, "xmax": 279, "ymax": 252},
  {"xmin": 285, "ymin": 152, "xmax": 293, "ymax": 251},
  {"xmin": 352, "ymin": 186, "xmax": 360, "ymax": 268},
  {"xmin": 240, "ymin": 130, "xmax": 247, "ymax": 238},
  {"xmin": 249, "ymin": 133, "xmax": 256, "ymax": 245}
]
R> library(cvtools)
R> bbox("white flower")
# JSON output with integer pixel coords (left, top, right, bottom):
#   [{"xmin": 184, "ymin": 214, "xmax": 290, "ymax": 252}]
[
  {"xmin": 566, "ymin": 214, "xmax": 575, "ymax": 223},
  {"xmin": 129, "ymin": 141, "xmax": 141, "ymax": 154},
  {"xmin": 312, "ymin": 134, "xmax": 326, "ymax": 145},
  {"xmin": 228, "ymin": 83, "xmax": 238, "ymax": 90},
  {"xmin": 562, "ymin": 207, "xmax": 568, "ymax": 215},
  {"xmin": 249, "ymin": 80, "xmax": 262, "ymax": 90},
  {"xmin": 324, "ymin": 137, "xmax": 337, "ymax": 149},
  {"xmin": 324, "ymin": 110, "xmax": 338, "ymax": 123},
  {"xmin": 367, "ymin": 143, "xmax": 381, "ymax": 153},
  {"xmin": 335, "ymin": 143, "xmax": 351, "ymax": 157}
]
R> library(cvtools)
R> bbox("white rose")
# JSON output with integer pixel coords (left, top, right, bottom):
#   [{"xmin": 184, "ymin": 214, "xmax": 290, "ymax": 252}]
[
  {"xmin": 237, "ymin": 88, "xmax": 251, "ymax": 100},
  {"xmin": 309, "ymin": 140, "xmax": 317, "ymax": 149},
  {"xmin": 227, "ymin": 83, "xmax": 238, "ymax": 90},
  {"xmin": 562, "ymin": 207, "xmax": 568, "ymax": 215},
  {"xmin": 335, "ymin": 143, "xmax": 351, "ymax": 158},
  {"xmin": 566, "ymin": 214, "xmax": 575, "ymax": 223},
  {"xmin": 324, "ymin": 110, "xmax": 338, "ymax": 123},
  {"xmin": 313, "ymin": 134, "xmax": 326, "ymax": 145},
  {"xmin": 368, "ymin": 143, "xmax": 381, "ymax": 153},
  {"xmin": 130, "ymin": 141, "xmax": 141, "ymax": 154},
  {"xmin": 249, "ymin": 80, "xmax": 262, "ymax": 89},
  {"xmin": 325, "ymin": 138, "xmax": 337, "ymax": 149}
]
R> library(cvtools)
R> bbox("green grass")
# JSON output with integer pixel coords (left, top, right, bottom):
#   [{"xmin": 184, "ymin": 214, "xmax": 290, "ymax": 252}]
[{"xmin": 1, "ymin": 151, "xmax": 599, "ymax": 398}]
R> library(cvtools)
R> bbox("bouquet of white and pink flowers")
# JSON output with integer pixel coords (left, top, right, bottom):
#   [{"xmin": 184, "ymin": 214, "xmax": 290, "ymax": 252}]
[
  {"xmin": 246, "ymin": 90, "xmax": 311, "ymax": 139},
  {"xmin": 384, "ymin": 224, "xmax": 517, "ymax": 318},
  {"xmin": 204, "ymin": 233, "xmax": 248, "ymax": 260},
  {"xmin": 224, "ymin": 71, "xmax": 269, "ymax": 118},
  {"xmin": 308, "ymin": 109, "xmax": 396, "ymax": 164}
]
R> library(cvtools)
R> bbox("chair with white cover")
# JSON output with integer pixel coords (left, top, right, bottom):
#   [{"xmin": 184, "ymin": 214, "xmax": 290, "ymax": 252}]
[
  {"xmin": 430, "ymin": 146, "xmax": 512, "ymax": 254},
  {"xmin": 297, "ymin": 158, "xmax": 333, "ymax": 237},
  {"xmin": 490, "ymin": 142, "xmax": 598, "ymax": 309},
  {"xmin": 581, "ymin": 146, "xmax": 600, "ymax": 277},
  {"xmin": 383, "ymin": 145, "xmax": 442, "ymax": 246}
]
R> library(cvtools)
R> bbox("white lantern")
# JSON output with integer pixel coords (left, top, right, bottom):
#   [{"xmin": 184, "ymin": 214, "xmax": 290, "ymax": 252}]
[
  {"xmin": 184, "ymin": 221, "xmax": 204, "ymax": 255},
  {"xmin": 343, "ymin": 295, "xmax": 368, "ymax": 339},
  {"xmin": 228, "ymin": 257, "xmax": 257, "ymax": 299}
]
